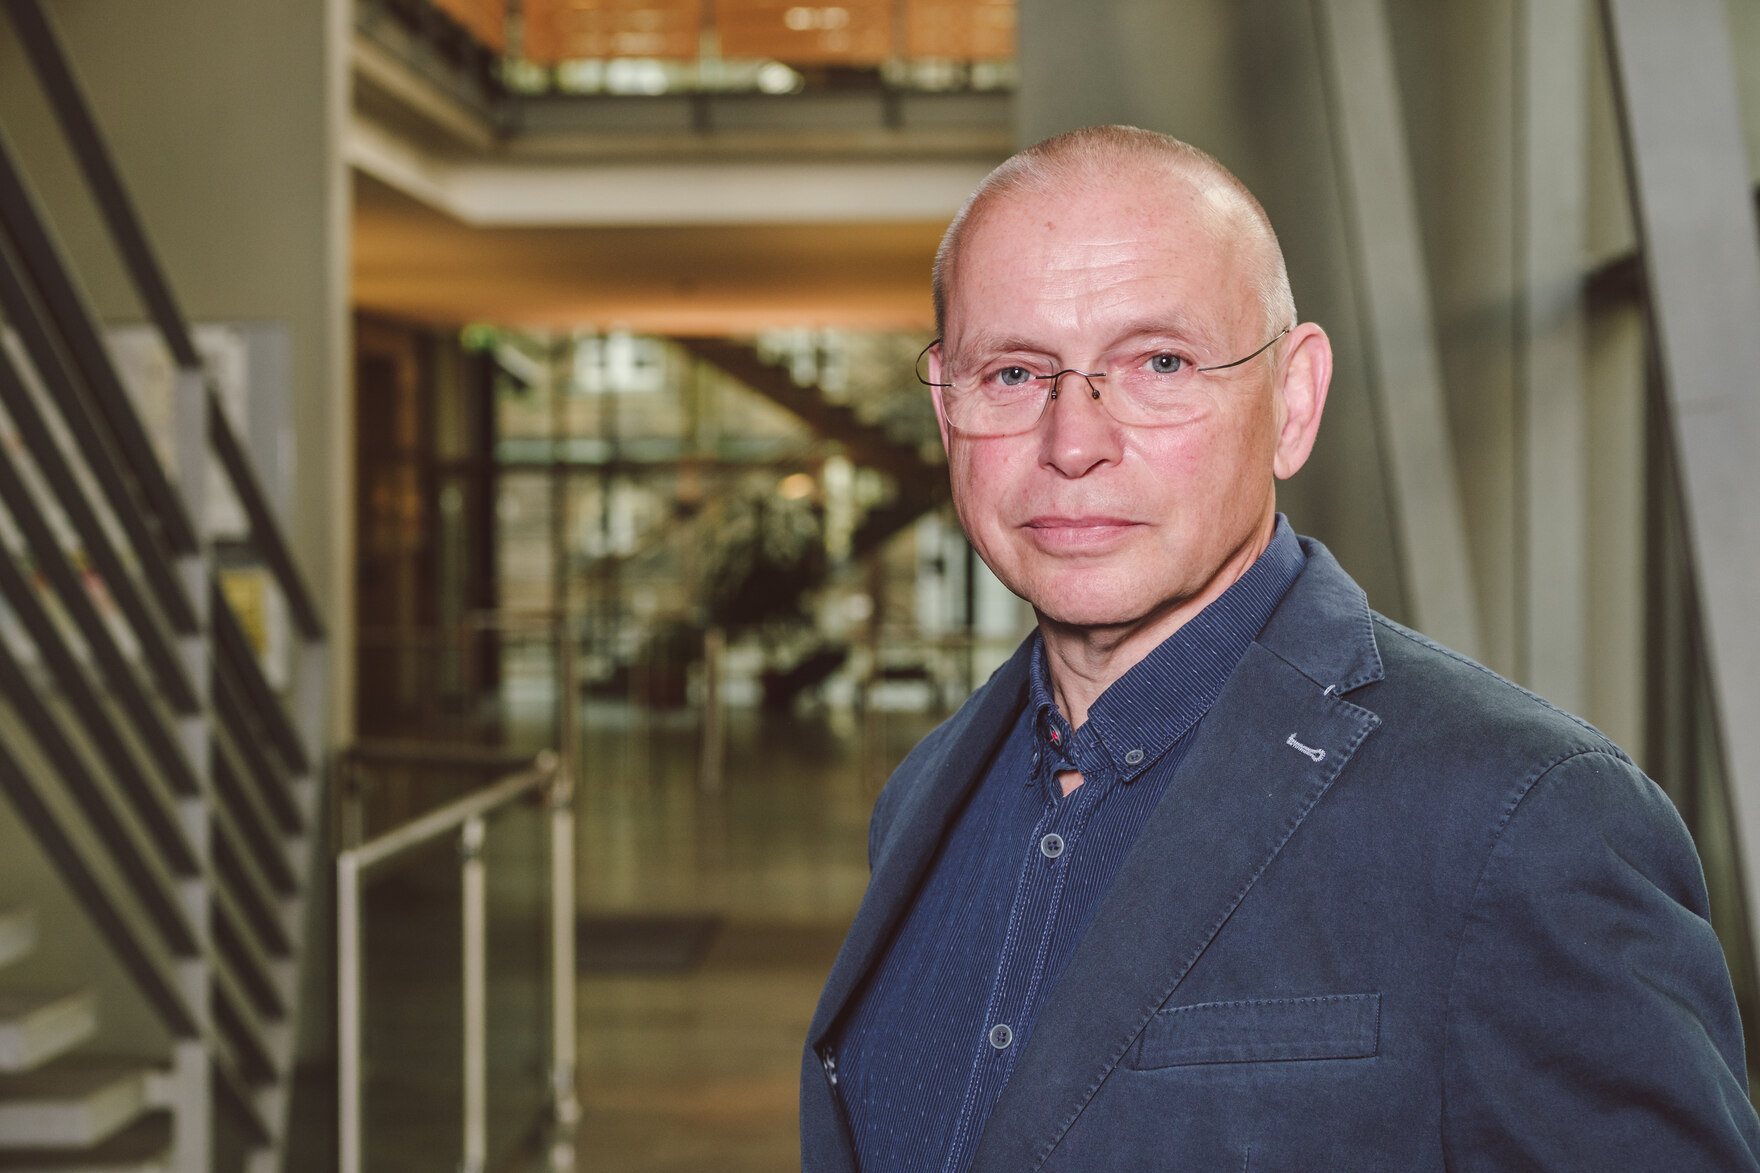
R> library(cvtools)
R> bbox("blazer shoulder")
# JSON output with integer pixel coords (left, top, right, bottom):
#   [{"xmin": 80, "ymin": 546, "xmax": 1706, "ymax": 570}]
[{"xmin": 1361, "ymin": 612, "xmax": 1628, "ymax": 773}]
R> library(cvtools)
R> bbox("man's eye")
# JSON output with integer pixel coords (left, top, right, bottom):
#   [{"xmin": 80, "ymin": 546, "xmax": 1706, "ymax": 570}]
[
  {"xmin": 1145, "ymin": 353, "xmax": 1186, "ymax": 374},
  {"xmin": 996, "ymin": 366, "xmax": 1035, "ymax": 387}
]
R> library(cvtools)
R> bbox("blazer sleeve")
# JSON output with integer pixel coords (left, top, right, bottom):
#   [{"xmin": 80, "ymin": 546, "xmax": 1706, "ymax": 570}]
[{"xmin": 1441, "ymin": 749, "xmax": 1760, "ymax": 1171}]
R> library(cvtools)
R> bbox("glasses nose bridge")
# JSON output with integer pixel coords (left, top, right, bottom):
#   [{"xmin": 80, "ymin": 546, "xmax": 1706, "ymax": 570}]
[
  {"xmin": 1044, "ymin": 367, "xmax": 1104, "ymax": 402},
  {"xmin": 1037, "ymin": 368, "xmax": 1107, "ymax": 430}
]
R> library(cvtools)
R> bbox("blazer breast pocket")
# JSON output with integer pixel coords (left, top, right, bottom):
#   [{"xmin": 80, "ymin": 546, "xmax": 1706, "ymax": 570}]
[{"xmin": 1132, "ymin": 993, "xmax": 1381, "ymax": 1069}]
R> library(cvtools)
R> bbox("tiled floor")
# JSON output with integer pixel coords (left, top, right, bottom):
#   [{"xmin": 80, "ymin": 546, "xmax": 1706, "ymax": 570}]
[
  {"xmin": 326, "ymin": 700, "xmax": 938, "ymax": 1172},
  {"xmin": 570, "ymin": 703, "xmax": 934, "ymax": 1172}
]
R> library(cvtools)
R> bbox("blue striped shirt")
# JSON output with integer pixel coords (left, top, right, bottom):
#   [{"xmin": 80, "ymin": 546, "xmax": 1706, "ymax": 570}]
[{"xmin": 834, "ymin": 517, "xmax": 1306, "ymax": 1173}]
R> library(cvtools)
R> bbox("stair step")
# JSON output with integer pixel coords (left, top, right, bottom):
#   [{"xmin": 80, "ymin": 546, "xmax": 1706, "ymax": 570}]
[
  {"xmin": 0, "ymin": 1059, "xmax": 156, "ymax": 1148},
  {"xmin": 0, "ymin": 908, "xmax": 34, "ymax": 969},
  {"xmin": 0, "ymin": 991, "xmax": 98, "ymax": 1073},
  {"xmin": 0, "ymin": 1110, "xmax": 169, "ymax": 1172}
]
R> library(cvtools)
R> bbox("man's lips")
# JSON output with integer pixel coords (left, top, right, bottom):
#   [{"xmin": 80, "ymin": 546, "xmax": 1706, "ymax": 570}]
[{"xmin": 1021, "ymin": 516, "xmax": 1142, "ymax": 549}]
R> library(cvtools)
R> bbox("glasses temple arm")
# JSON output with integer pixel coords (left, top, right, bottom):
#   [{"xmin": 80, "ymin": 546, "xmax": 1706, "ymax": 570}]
[{"xmin": 1195, "ymin": 325, "xmax": 1292, "ymax": 372}]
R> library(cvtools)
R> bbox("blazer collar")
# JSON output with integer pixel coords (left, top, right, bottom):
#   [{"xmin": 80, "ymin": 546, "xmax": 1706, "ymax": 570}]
[
  {"xmin": 971, "ymin": 539, "xmax": 1385, "ymax": 1171},
  {"xmin": 1254, "ymin": 537, "xmax": 1385, "ymax": 695}
]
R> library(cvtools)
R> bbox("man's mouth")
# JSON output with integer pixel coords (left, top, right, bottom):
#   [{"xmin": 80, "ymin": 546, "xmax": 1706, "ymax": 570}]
[{"xmin": 1022, "ymin": 516, "xmax": 1141, "ymax": 550}]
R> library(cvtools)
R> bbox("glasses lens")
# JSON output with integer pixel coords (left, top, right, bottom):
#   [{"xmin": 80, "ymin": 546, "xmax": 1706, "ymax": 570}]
[
  {"xmin": 943, "ymin": 375, "xmax": 1052, "ymax": 437},
  {"xmin": 1102, "ymin": 369, "xmax": 1201, "ymax": 428}
]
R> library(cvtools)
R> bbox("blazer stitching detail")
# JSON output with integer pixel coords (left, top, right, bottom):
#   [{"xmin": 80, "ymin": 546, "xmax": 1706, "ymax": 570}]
[
  {"xmin": 1340, "ymin": 588, "xmax": 1383, "ymax": 691},
  {"xmin": 1285, "ymin": 540, "xmax": 1384, "ymax": 693},
  {"xmin": 1368, "ymin": 615, "xmax": 1625, "ymax": 759},
  {"xmin": 1158, "ymin": 992, "xmax": 1378, "ymax": 1014},
  {"xmin": 1435, "ymin": 747, "xmax": 1627, "ymax": 1161},
  {"xmin": 1025, "ymin": 706, "xmax": 1383, "ymax": 1171},
  {"xmin": 1135, "ymin": 993, "xmax": 1382, "ymax": 1068}
]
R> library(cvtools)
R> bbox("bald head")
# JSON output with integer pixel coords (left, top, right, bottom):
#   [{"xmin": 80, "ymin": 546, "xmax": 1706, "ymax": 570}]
[{"xmin": 932, "ymin": 126, "xmax": 1295, "ymax": 343}]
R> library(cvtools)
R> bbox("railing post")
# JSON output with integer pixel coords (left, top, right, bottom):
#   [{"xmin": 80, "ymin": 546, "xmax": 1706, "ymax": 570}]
[
  {"xmin": 334, "ymin": 750, "xmax": 560, "ymax": 1173},
  {"xmin": 337, "ymin": 853, "xmax": 364, "ymax": 1173},
  {"xmin": 169, "ymin": 358, "xmax": 212, "ymax": 1173},
  {"xmin": 342, "ymin": 754, "xmax": 367, "ymax": 852},
  {"xmin": 461, "ymin": 815, "xmax": 489, "ymax": 1173},
  {"xmin": 700, "ymin": 626, "xmax": 725, "ymax": 793},
  {"xmin": 548, "ymin": 758, "xmax": 579, "ymax": 1170},
  {"xmin": 549, "ymin": 615, "xmax": 581, "ymax": 1168}
]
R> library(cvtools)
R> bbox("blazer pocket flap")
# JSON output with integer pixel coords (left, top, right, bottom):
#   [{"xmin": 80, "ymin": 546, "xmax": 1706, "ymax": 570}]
[{"xmin": 1134, "ymin": 993, "xmax": 1381, "ymax": 1068}]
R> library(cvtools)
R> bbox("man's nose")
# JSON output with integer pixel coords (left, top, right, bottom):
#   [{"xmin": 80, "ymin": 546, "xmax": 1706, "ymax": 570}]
[{"xmin": 1039, "ymin": 373, "xmax": 1122, "ymax": 477}]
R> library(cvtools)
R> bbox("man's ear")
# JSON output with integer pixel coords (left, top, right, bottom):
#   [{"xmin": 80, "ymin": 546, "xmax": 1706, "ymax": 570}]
[
  {"xmin": 927, "ymin": 342, "xmax": 954, "ymax": 454},
  {"xmin": 1272, "ymin": 323, "xmax": 1332, "ymax": 480}
]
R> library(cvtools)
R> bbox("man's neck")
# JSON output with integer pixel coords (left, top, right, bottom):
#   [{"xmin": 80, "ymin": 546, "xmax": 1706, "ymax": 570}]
[{"xmin": 1037, "ymin": 516, "xmax": 1276, "ymax": 729}]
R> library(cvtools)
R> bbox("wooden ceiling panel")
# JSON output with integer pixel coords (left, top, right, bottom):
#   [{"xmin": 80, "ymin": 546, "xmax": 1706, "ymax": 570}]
[
  {"xmin": 905, "ymin": 0, "xmax": 1015, "ymax": 60},
  {"xmin": 523, "ymin": 0, "xmax": 702, "ymax": 64},
  {"xmin": 714, "ymin": 0, "xmax": 893, "ymax": 64},
  {"xmin": 430, "ymin": 0, "xmax": 509, "ymax": 52}
]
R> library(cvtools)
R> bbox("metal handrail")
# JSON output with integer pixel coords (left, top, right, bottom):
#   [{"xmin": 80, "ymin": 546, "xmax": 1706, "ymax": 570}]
[
  {"xmin": 337, "ymin": 749, "xmax": 578, "ymax": 1173},
  {"xmin": 0, "ymin": 4, "xmax": 333, "ymax": 1167},
  {"xmin": 1, "ymin": 0, "xmax": 326, "ymax": 639}
]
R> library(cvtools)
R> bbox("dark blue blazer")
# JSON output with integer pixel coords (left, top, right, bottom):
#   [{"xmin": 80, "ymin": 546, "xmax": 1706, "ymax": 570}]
[{"xmin": 803, "ymin": 540, "xmax": 1760, "ymax": 1171}]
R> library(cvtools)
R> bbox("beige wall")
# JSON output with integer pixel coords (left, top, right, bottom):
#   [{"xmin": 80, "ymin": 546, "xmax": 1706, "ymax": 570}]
[{"xmin": 0, "ymin": 0, "xmax": 353, "ymax": 740}]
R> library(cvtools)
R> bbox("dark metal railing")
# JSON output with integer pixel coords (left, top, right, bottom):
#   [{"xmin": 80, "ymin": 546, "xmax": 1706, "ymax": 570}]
[{"xmin": 0, "ymin": 0, "xmax": 330, "ymax": 1167}]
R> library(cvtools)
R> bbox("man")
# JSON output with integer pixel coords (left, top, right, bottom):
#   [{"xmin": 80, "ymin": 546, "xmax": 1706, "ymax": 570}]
[{"xmin": 801, "ymin": 125, "xmax": 1760, "ymax": 1171}]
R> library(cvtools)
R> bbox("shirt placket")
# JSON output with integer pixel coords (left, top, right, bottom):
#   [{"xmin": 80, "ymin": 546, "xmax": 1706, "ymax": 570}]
[
  {"xmin": 940, "ymin": 731, "xmax": 1111, "ymax": 1173},
  {"xmin": 1007, "ymin": 756, "xmax": 1108, "ymax": 1060}
]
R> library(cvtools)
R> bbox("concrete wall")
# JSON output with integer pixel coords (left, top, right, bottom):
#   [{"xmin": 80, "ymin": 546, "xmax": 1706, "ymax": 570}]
[
  {"xmin": 1726, "ymin": 0, "xmax": 1760, "ymax": 184},
  {"xmin": 1015, "ymin": 0, "xmax": 1411, "ymax": 626},
  {"xmin": 1015, "ymin": 0, "xmax": 1650, "ymax": 755},
  {"xmin": 0, "ymin": 0, "xmax": 354, "ymax": 739}
]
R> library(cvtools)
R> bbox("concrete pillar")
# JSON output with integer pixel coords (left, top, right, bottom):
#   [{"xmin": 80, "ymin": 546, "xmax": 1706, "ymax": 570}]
[
  {"xmin": 1519, "ymin": 0, "xmax": 1590, "ymax": 714},
  {"xmin": 1014, "ymin": 0, "xmax": 1414, "ymax": 629}
]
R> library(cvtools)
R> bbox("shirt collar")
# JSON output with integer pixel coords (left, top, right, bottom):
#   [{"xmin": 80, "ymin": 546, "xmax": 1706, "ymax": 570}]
[{"xmin": 1027, "ymin": 515, "xmax": 1307, "ymax": 783}]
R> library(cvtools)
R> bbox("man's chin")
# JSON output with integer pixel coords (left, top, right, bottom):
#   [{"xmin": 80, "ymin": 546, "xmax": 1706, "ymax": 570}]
[
  {"xmin": 1029, "ymin": 590, "xmax": 1165, "ymax": 633},
  {"xmin": 1020, "ymin": 567, "xmax": 1214, "ymax": 637}
]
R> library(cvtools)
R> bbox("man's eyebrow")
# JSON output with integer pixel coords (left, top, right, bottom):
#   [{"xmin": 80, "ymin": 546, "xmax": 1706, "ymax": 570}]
[
  {"xmin": 949, "ymin": 316, "xmax": 1234, "ymax": 361},
  {"xmin": 950, "ymin": 332, "xmax": 1055, "ymax": 357},
  {"xmin": 1106, "ymin": 314, "xmax": 1223, "ymax": 354}
]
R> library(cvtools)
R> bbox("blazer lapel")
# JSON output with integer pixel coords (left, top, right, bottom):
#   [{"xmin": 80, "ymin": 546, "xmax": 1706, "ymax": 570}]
[
  {"xmin": 807, "ymin": 637, "xmax": 1033, "ymax": 1048},
  {"xmin": 971, "ymin": 545, "xmax": 1384, "ymax": 1172}
]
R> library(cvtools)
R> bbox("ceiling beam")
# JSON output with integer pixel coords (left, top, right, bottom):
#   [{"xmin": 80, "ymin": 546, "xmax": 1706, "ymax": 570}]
[{"xmin": 346, "ymin": 113, "xmax": 996, "ymax": 227}]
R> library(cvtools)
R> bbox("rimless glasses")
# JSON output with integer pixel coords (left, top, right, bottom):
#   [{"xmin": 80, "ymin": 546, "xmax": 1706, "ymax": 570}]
[{"xmin": 917, "ymin": 327, "xmax": 1291, "ymax": 439}]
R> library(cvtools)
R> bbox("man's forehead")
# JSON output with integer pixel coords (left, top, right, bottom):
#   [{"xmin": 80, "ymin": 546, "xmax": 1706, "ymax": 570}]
[
  {"xmin": 947, "ymin": 178, "xmax": 1258, "ymax": 335},
  {"xmin": 980, "ymin": 172, "xmax": 1209, "ymax": 238}
]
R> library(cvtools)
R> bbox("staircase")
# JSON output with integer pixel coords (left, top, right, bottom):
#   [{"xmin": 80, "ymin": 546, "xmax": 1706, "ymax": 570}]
[
  {"xmin": 0, "ymin": 904, "xmax": 169, "ymax": 1170},
  {"xmin": 675, "ymin": 335, "xmax": 951, "ymax": 556},
  {"xmin": 0, "ymin": 2, "xmax": 328, "ymax": 1170}
]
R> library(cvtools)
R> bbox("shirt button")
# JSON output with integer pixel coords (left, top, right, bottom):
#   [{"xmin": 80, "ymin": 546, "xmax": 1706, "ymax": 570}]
[
  {"xmin": 1039, "ymin": 833, "xmax": 1065, "ymax": 859},
  {"xmin": 1124, "ymin": 749, "xmax": 1145, "ymax": 765},
  {"xmin": 989, "ymin": 1023, "xmax": 1013, "ymax": 1050}
]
